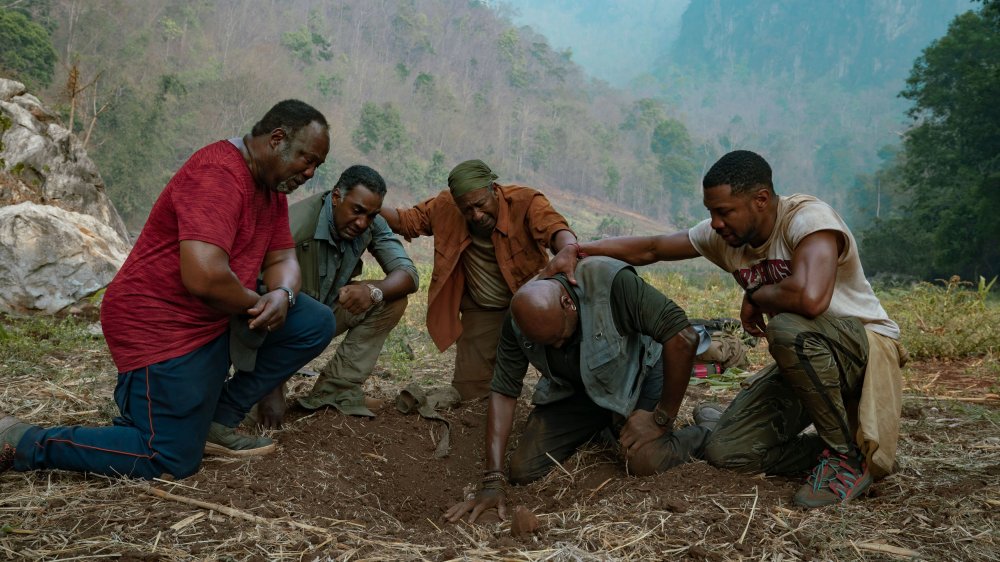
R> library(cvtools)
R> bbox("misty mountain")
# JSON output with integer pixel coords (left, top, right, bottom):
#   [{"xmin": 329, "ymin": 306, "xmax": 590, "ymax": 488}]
[
  {"xmin": 644, "ymin": 0, "xmax": 972, "ymax": 227},
  {"xmin": 670, "ymin": 0, "xmax": 970, "ymax": 89},
  {"xmin": 502, "ymin": 0, "xmax": 688, "ymax": 86}
]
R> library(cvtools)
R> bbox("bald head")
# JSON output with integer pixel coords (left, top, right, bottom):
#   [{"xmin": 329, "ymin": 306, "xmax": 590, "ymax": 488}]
[{"xmin": 511, "ymin": 279, "xmax": 577, "ymax": 347}]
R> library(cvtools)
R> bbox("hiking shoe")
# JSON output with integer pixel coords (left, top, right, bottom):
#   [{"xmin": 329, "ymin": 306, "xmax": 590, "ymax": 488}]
[
  {"xmin": 693, "ymin": 403, "xmax": 726, "ymax": 432},
  {"xmin": 203, "ymin": 422, "xmax": 276, "ymax": 457},
  {"xmin": 0, "ymin": 411, "xmax": 32, "ymax": 473},
  {"xmin": 793, "ymin": 449, "xmax": 873, "ymax": 508}
]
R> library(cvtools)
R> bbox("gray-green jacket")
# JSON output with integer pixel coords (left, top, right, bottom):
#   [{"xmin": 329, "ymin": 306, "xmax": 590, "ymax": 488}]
[
  {"xmin": 512, "ymin": 257, "xmax": 663, "ymax": 416},
  {"xmin": 290, "ymin": 191, "xmax": 418, "ymax": 307}
]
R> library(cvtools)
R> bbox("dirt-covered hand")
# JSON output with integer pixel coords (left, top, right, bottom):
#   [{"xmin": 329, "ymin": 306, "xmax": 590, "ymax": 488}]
[
  {"xmin": 443, "ymin": 488, "xmax": 507, "ymax": 524},
  {"xmin": 619, "ymin": 409, "xmax": 668, "ymax": 455},
  {"xmin": 255, "ymin": 385, "xmax": 286, "ymax": 429},
  {"xmin": 337, "ymin": 284, "xmax": 374, "ymax": 315},
  {"xmin": 539, "ymin": 245, "xmax": 580, "ymax": 285},
  {"xmin": 740, "ymin": 295, "xmax": 766, "ymax": 337},
  {"xmin": 247, "ymin": 290, "xmax": 289, "ymax": 332}
]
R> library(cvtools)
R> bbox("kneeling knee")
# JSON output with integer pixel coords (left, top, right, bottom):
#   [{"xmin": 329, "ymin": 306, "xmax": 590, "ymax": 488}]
[
  {"xmin": 151, "ymin": 448, "xmax": 205, "ymax": 480},
  {"xmin": 703, "ymin": 441, "xmax": 762, "ymax": 473},
  {"xmin": 508, "ymin": 459, "xmax": 545, "ymax": 486}
]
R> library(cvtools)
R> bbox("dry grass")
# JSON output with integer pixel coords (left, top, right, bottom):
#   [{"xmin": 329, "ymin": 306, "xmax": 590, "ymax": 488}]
[{"xmin": 2, "ymin": 270, "xmax": 999, "ymax": 560}]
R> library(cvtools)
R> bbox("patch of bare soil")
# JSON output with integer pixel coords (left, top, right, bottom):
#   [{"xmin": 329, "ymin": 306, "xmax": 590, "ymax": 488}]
[{"xmin": 3, "ymin": 359, "xmax": 999, "ymax": 560}]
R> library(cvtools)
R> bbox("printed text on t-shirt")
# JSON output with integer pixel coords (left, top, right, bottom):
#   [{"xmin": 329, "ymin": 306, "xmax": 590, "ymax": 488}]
[{"xmin": 733, "ymin": 259, "xmax": 792, "ymax": 290}]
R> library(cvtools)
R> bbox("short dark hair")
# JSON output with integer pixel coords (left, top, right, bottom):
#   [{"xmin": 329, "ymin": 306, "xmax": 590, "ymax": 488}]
[
  {"xmin": 250, "ymin": 99, "xmax": 328, "ymax": 139},
  {"xmin": 335, "ymin": 165, "xmax": 387, "ymax": 197},
  {"xmin": 703, "ymin": 150, "xmax": 774, "ymax": 194}
]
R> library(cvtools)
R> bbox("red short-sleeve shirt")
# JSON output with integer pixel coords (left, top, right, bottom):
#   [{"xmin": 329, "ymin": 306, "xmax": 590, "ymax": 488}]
[{"xmin": 101, "ymin": 141, "xmax": 294, "ymax": 372}]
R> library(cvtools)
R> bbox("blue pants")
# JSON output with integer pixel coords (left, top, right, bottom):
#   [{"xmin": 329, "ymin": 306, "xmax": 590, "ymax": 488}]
[{"xmin": 14, "ymin": 294, "xmax": 334, "ymax": 479}]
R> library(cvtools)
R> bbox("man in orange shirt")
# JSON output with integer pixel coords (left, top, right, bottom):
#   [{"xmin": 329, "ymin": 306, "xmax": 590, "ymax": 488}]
[{"xmin": 381, "ymin": 160, "xmax": 577, "ymax": 400}]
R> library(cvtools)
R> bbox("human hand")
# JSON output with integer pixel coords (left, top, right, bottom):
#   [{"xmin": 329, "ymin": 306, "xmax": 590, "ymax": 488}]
[
  {"xmin": 740, "ymin": 295, "xmax": 766, "ymax": 337},
  {"xmin": 619, "ymin": 409, "xmax": 668, "ymax": 456},
  {"xmin": 247, "ymin": 290, "xmax": 289, "ymax": 332},
  {"xmin": 540, "ymin": 244, "xmax": 581, "ymax": 285},
  {"xmin": 337, "ymin": 284, "xmax": 374, "ymax": 315},
  {"xmin": 255, "ymin": 384, "xmax": 286, "ymax": 429},
  {"xmin": 443, "ymin": 488, "xmax": 507, "ymax": 524}
]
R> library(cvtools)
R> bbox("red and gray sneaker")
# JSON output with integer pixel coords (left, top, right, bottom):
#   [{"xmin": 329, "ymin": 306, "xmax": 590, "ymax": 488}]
[{"xmin": 793, "ymin": 449, "xmax": 873, "ymax": 508}]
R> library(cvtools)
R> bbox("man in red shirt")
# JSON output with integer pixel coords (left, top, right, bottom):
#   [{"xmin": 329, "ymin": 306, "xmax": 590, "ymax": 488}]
[{"xmin": 0, "ymin": 100, "xmax": 335, "ymax": 480}]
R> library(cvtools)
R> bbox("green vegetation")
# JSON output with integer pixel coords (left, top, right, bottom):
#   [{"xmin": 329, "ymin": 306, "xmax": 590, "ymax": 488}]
[
  {"xmin": 0, "ymin": 8, "xmax": 56, "ymax": 88},
  {"xmin": 882, "ymin": 276, "xmax": 999, "ymax": 359},
  {"xmin": 8, "ymin": 0, "xmax": 699, "ymax": 229},
  {"xmin": 861, "ymin": 1, "xmax": 1000, "ymax": 281}
]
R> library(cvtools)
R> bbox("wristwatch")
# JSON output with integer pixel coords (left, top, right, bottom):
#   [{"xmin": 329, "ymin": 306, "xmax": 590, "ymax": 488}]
[
  {"xmin": 366, "ymin": 283, "xmax": 384, "ymax": 305},
  {"xmin": 653, "ymin": 404, "xmax": 676, "ymax": 430},
  {"xmin": 276, "ymin": 286, "xmax": 295, "ymax": 307}
]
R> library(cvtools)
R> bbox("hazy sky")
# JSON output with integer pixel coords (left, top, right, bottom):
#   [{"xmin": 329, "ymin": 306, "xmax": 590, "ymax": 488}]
[{"xmin": 501, "ymin": 0, "xmax": 691, "ymax": 85}]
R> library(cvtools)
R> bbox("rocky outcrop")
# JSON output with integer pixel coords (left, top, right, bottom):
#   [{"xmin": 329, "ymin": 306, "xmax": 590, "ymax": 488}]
[
  {"xmin": 0, "ymin": 77, "xmax": 130, "ymax": 314},
  {"xmin": 0, "ymin": 203, "xmax": 129, "ymax": 314}
]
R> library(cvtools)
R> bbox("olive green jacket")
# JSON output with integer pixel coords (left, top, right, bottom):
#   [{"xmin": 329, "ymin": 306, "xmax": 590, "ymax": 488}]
[{"xmin": 290, "ymin": 191, "xmax": 418, "ymax": 307}]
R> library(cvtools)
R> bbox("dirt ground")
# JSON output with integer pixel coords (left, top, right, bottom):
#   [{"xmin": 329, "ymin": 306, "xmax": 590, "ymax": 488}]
[{"xmin": 2, "ymin": 346, "xmax": 999, "ymax": 560}]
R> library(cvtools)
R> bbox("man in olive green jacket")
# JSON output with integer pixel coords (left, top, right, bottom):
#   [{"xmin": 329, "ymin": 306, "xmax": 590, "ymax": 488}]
[{"xmin": 255, "ymin": 165, "xmax": 418, "ymax": 426}]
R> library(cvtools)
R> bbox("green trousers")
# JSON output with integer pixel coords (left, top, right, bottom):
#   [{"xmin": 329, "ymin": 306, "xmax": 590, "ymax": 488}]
[
  {"xmin": 703, "ymin": 313, "xmax": 869, "ymax": 475},
  {"xmin": 298, "ymin": 297, "xmax": 408, "ymax": 416}
]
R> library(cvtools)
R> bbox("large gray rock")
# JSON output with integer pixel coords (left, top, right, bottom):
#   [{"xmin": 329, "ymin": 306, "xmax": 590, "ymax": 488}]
[
  {"xmin": 0, "ymin": 77, "xmax": 132, "ymax": 315},
  {"xmin": 0, "ymin": 77, "xmax": 129, "ymax": 242},
  {"xmin": 0, "ymin": 202, "xmax": 129, "ymax": 314}
]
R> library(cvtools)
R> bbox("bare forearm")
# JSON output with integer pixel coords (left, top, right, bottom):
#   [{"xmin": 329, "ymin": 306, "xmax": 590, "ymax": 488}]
[
  {"xmin": 658, "ymin": 327, "xmax": 697, "ymax": 417},
  {"xmin": 372, "ymin": 269, "xmax": 417, "ymax": 301},
  {"xmin": 196, "ymin": 275, "xmax": 261, "ymax": 314},
  {"xmin": 380, "ymin": 207, "xmax": 401, "ymax": 232},
  {"xmin": 180, "ymin": 240, "xmax": 260, "ymax": 314},
  {"xmin": 485, "ymin": 392, "xmax": 517, "ymax": 472},
  {"xmin": 580, "ymin": 232, "xmax": 699, "ymax": 265},
  {"xmin": 261, "ymin": 259, "xmax": 301, "ymax": 295},
  {"xmin": 550, "ymin": 229, "xmax": 578, "ymax": 254}
]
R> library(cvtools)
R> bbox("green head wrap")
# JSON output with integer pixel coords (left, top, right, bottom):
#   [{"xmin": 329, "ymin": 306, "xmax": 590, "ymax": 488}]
[{"xmin": 448, "ymin": 159, "xmax": 498, "ymax": 198}]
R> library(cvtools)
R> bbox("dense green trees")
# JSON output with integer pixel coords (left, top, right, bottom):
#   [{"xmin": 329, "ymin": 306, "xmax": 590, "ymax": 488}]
[
  {"xmin": 0, "ymin": 9, "xmax": 56, "ymax": 88},
  {"xmin": 861, "ymin": 1, "xmax": 1000, "ymax": 280}
]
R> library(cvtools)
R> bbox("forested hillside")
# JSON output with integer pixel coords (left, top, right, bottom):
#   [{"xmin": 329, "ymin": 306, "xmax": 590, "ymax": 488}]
[
  {"xmin": 2, "ymin": 0, "xmax": 700, "ymax": 230},
  {"xmin": 649, "ymin": 0, "xmax": 969, "ymax": 228}
]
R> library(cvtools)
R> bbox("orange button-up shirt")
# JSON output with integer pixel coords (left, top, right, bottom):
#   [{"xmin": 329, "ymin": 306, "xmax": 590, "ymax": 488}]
[{"xmin": 393, "ymin": 184, "xmax": 573, "ymax": 351}]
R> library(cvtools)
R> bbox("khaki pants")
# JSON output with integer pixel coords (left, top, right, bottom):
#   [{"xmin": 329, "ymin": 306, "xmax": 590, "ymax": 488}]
[
  {"xmin": 452, "ymin": 293, "xmax": 508, "ymax": 400},
  {"xmin": 298, "ymin": 297, "xmax": 408, "ymax": 414},
  {"xmin": 704, "ymin": 313, "xmax": 869, "ymax": 475}
]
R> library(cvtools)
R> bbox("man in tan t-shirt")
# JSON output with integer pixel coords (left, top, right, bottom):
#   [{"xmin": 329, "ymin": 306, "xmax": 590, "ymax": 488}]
[{"xmin": 542, "ymin": 150, "xmax": 906, "ymax": 509}]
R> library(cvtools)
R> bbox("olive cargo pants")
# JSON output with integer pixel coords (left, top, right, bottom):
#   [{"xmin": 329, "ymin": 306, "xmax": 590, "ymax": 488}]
[{"xmin": 703, "ymin": 313, "xmax": 869, "ymax": 475}]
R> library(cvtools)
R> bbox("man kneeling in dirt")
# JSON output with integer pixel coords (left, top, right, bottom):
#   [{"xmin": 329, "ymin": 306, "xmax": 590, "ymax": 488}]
[
  {"xmin": 444, "ymin": 257, "xmax": 720, "ymax": 523},
  {"xmin": 543, "ymin": 150, "xmax": 907, "ymax": 508},
  {"xmin": 253, "ymin": 165, "xmax": 419, "ymax": 426},
  {"xmin": 0, "ymin": 100, "xmax": 335, "ymax": 479}
]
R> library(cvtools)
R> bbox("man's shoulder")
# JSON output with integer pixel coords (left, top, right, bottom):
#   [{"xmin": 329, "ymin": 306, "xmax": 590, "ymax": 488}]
[
  {"xmin": 497, "ymin": 183, "xmax": 542, "ymax": 199},
  {"xmin": 185, "ymin": 140, "xmax": 241, "ymax": 168},
  {"xmin": 779, "ymin": 194, "xmax": 849, "ymax": 239},
  {"xmin": 289, "ymin": 191, "xmax": 329, "ymax": 242}
]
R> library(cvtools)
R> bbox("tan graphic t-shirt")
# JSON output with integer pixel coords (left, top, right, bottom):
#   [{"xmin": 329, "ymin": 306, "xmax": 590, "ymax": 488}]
[{"xmin": 688, "ymin": 194, "xmax": 899, "ymax": 339}]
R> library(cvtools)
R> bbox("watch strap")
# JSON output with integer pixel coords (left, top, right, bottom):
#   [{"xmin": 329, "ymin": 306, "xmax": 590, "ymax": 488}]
[
  {"xmin": 276, "ymin": 286, "xmax": 295, "ymax": 307},
  {"xmin": 653, "ymin": 404, "xmax": 676, "ymax": 430}
]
